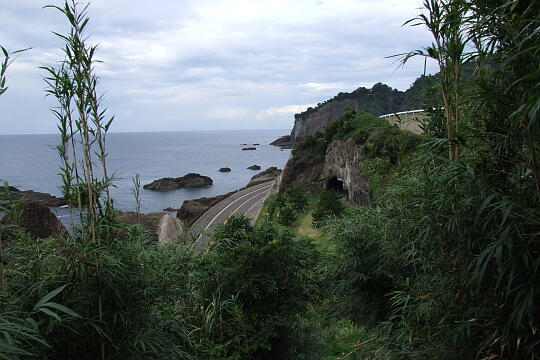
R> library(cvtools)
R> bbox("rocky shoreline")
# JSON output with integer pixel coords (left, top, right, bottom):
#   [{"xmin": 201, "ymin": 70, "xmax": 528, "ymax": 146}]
[
  {"xmin": 269, "ymin": 135, "xmax": 294, "ymax": 149},
  {"xmin": 0, "ymin": 186, "xmax": 67, "ymax": 207},
  {"xmin": 0, "ymin": 167, "xmax": 283, "ymax": 243},
  {"xmin": 175, "ymin": 167, "xmax": 282, "ymax": 225}
]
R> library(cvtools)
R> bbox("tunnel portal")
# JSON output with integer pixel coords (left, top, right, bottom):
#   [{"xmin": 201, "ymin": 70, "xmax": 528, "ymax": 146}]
[{"xmin": 326, "ymin": 176, "xmax": 345, "ymax": 193}]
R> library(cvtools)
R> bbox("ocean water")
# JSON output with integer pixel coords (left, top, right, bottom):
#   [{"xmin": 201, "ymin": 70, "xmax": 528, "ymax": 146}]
[{"xmin": 0, "ymin": 130, "xmax": 291, "ymax": 216}]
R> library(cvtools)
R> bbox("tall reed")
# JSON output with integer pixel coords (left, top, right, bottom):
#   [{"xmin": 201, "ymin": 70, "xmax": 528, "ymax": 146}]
[
  {"xmin": 395, "ymin": 0, "xmax": 470, "ymax": 160},
  {"xmin": 42, "ymin": 2, "xmax": 115, "ymax": 358}
]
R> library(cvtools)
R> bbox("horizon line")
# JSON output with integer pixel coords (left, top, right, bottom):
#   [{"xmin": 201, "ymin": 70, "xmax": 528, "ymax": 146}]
[{"xmin": 0, "ymin": 128, "xmax": 292, "ymax": 136}]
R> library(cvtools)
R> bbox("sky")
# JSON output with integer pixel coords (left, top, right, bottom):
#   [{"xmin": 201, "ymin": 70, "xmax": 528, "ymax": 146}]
[{"xmin": 0, "ymin": 0, "xmax": 438, "ymax": 135}]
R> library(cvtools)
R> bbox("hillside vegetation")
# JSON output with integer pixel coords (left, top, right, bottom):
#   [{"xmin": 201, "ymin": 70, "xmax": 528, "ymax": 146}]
[
  {"xmin": 299, "ymin": 75, "xmax": 438, "ymax": 120},
  {"xmin": 1, "ymin": 0, "xmax": 539, "ymax": 359}
]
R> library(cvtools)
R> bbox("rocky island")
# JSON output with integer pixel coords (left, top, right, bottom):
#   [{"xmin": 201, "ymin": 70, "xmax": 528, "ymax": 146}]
[
  {"xmin": 143, "ymin": 173, "xmax": 213, "ymax": 191},
  {"xmin": 0, "ymin": 186, "xmax": 67, "ymax": 207}
]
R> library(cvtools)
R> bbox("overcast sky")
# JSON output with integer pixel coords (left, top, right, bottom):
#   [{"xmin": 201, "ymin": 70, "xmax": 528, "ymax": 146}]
[{"xmin": 0, "ymin": 0, "xmax": 438, "ymax": 135}]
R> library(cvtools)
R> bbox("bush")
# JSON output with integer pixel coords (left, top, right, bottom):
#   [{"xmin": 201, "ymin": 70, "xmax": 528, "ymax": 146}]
[
  {"xmin": 3, "ymin": 226, "xmax": 196, "ymax": 359},
  {"xmin": 323, "ymin": 209, "xmax": 398, "ymax": 325},
  {"xmin": 312, "ymin": 190, "xmax": 344, "ymax": 227},
  {"xmin": 278, "ymin": 204, "xmax": 297, "ymax": 226},
  {"xmin": 284, "ymin": 187, "xmax": 309, "ymax": 212},
  {"xmin": 196, "ymin": 215, "xmax": 320, "ymax": 359}
]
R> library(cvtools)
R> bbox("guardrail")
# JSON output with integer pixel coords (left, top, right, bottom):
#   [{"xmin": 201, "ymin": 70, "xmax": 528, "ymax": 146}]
[{"xmin": 379, "ymin": 109, "xmax": 426, "ymax": 118}]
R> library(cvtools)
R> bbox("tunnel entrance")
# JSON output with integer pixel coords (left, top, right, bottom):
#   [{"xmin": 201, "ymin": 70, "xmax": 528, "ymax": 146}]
[{"xmin": 326, "ymin": 176, "xmax": 345, "ymax": 193}]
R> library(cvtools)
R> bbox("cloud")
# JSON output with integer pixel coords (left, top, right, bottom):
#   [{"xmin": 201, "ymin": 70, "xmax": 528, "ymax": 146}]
[
  {"xmin": 206, "ymin": 106, "xmax": 250, "ymax": 120},
  {"xmin": 0, "ymin": 0, "xmax": 440, "ymax": 134},
  {"xmin": 256, "ymin": 105, "xmax": 315, "ymax": 121},
  {"xmin": 302, "ymin": 82, "xmax": 348, "ymax": 92}
]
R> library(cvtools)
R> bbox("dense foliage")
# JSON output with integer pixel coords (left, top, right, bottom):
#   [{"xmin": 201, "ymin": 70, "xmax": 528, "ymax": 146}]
[
  {"xmin": 311, "ymin": 190, "xmax": 344, "ymax": 227},
  {"xmin": 299, "ymin": 75, "xmax": 438, "ymax": 119},
  {"xmin": 292, "ymin": 110, "xmax": 420, "ymax": 159},
  {"xmin": 320, "ymin": 0, "xmax": 540, "ymax": 358},
  {"xmin": 2, "ymin": 0, "xmax": 539, "ymax": 358}
]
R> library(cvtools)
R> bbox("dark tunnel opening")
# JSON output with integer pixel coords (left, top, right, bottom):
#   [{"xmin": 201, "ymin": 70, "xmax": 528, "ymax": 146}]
[{"xmin": 326, "ymin": 176, "xmax": 345, "ymax": 193}]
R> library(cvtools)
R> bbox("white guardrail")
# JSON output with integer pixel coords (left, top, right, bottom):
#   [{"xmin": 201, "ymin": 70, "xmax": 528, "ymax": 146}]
[{"xmin": 379, "ymin": 109, "xmax": 426, "ymax": 118}]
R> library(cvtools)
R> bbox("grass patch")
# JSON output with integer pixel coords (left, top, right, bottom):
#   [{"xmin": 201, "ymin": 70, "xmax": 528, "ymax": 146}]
[
  {"xmin": 256, "ymin": 192, "xmax": 335, "ymax": 252},
  {"xmin": 297, "ymin": 212, "xmax": 321, "ymax": 238}
]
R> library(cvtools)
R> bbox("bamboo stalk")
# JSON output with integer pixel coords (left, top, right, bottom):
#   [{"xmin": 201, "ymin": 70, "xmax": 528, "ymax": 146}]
[{"xmin": 0, "ymin": 239, "xmax": 4, "ymax": 293}]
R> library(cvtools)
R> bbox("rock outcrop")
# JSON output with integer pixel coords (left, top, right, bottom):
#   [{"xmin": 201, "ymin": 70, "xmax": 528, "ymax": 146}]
[
  {"xmin": 0, "ymin": 200, "xmax": 67, "ymax": 241},
  {"xmin": 277, "ymin": 151, "xmax": 326, "ymax": 192},
  {"xmin": 321, "ymin": 138, "xmax": 369, "ymax": 205},
  {"xmin": 275, "ymin": 139, "xmax": 369, "ymax": 205},
  {"xmin": 143, "ymin": 173, "xmax": 212, "ymax": 191},
  {"xmin": 247, "ymin": 165, "xmax": 261, "ymax": 170},
  {"xmin": 247, "ymin": 167, "xmax": 282, "ymax": 188},
  {"xmin": 218, "ymin": 167, "xmax": 231, "ymax": 172},
  {"xmin": 272, "ymin": 76, "xmax": 437, "ymax": 145},
  {"xmin": 292, "ymin": 98, "xmax": 359, "ymax": 141},
  {"xmin": 117, "ymin": 211, "xmax": 184, "ymax": 244},
  {"xmin": 0, "ymin": 187, "xmax": 67, "ymax": 207},
  {"xmin": 269, "ymin": 135, "xmax": 293, "ymax": 149},
  {"xmin": 242, "ymin": 147, "xmax": 256, "ymax": 151},
  {"xmin": 177, "ymin": 191, "xmax": 236, "ymax": 225}
]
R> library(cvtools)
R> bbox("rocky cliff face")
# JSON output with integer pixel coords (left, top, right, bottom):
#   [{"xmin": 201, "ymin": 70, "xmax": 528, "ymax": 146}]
[
  {"xmin": 292, "ymin": 98, "xmax": 358, "ymax": 140},
  {"xmin": 276, "ymin": 151, "xmax": 326, "ymax": 193},
  {"xmin": 276, "ymin": 139, "xmax": 370, "ymax": 206},
  {"xmin": 321, "ymin": 138, "xmax": 369, "ymax": 205},
  {"xmin": 288, "ymin": 76, "xmax": 436, "ymax": 141}
]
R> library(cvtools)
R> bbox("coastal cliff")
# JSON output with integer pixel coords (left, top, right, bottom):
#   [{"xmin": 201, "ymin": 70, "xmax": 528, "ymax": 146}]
[
  {"xmin": 276, "ymin": 138, "xmax": 369, "ymax": 206},
  {"xmin": 287, "ymin": 75, "xmax": 435, "ymax": 142},
  {"xmin": 274, "ymin": 110, "xmax": 422, "ymax": 204}
]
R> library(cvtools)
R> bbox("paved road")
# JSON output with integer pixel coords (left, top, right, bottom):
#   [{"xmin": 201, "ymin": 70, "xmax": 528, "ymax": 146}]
[{"xmin": 190, "ymin": 181, "xmax": 273, "ymax": 254}]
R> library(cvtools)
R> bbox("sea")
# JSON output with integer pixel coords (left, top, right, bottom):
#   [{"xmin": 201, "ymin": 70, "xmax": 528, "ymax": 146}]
[{"xmin": 0, "ymin": 130, "xmax": 291, "ymax": 219}]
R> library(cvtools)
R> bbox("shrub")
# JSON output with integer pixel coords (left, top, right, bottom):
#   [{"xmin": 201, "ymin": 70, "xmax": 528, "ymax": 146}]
[
  {"xmin": 284, "ymin": 187, "xmax": 309, "ymax": 212},
  {"xmin": 323, "ymin": 209, "xmax": 398, "ymax": 325},
  {"xmin": 196, "ymin": 215, "xmax": 320, "ymax": 359},
  {"xmin": 277, "ymin": 204, "xmax": 297, "ymax": 226},
  {"xmin": 312, "ymin": 190, "xmax": 344, "ymax": 227}
]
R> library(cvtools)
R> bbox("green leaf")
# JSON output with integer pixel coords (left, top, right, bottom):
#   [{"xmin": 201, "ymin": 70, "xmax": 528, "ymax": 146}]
[
  {"xmin": 34, "ymin": 284, "xmax": 67, "ymax": 309},
  {"xmin": 42, "ymin": 302, "xmax": 82, "ymax": 318},
  {"xmin": 38, "ymin": 307, "xmax": 61, "ymax": 321}
]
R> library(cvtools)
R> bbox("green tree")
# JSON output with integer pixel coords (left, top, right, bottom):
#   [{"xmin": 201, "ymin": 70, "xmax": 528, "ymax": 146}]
[
  {"xmin": 312, "ymin": 190, "xmax": 344, "ymax": 227},
  {"xmin": 197, "ymin": 215, "xmax": 319, "ymax": 359},
  {"xmin": 278, "ymin": 204, "xmax": 297, "ymax": 226},
  {"xmin": 284, "ymin": 187, "xmax": 308, "ymax": 212}
]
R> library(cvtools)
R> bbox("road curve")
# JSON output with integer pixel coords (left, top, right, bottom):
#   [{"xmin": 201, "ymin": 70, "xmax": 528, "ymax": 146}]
[{"xmin": 190, "ymin": 181, "xmax": 273, "ymax": 254}]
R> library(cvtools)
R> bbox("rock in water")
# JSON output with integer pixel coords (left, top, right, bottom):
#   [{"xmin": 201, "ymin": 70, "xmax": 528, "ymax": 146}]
[
  {"xmin": 247, "ymin": 165, "xmax": 261, "ymax": 170},
  {"xmin": 269, "ymin": 135, "xmax": 293, "ymax": 149},
  {"xmin": 0, "ymin": 187, "xmax": 67, "ymax": 207},
  {"xmin": 246, "ymin": 167, "xmax": 282, "ymax": 187},
  {"xmin": 218, "ymin": 167, "xmax": 231, "ymax": 172},
  {"xmin": 0, "ymin": 200, "xmax": 67, "ymax": 241},
  {"xmin": 143, "ymin": 173, "xmax": 213, "ymax": 191}
]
